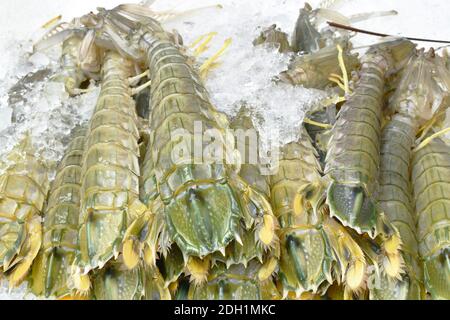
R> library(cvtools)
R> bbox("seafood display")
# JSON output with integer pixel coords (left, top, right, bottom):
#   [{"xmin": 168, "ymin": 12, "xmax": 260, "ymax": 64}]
[{"xmin": 1, "ymin": 0, "xmax": 449, "ymax": 300}]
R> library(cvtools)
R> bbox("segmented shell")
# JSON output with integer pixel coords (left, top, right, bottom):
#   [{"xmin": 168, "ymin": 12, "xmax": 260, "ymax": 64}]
[
  {"xmin": 30, "ymin": 128, "xmax": 86, "ymax": 298},
  {"xmin": 77, "ymin": 51, "xmax": 141, "ymax": 271},
  {"xmin": 412, "ymin": 137, "xmax": 450, "ymax": 300},
  {"xmin": 269, "ymin": 129, "xmax": 333, "ymax": 296},
  {"xmin": 0, "ymin": 136, "xmax": 49, "ymax": 285},
  {"xmin": 372, "ymin": 114, "xmax": 424, "ymax": 299},
  {"xmin": 139, "ymin": 32, "xmax": 242, "ymax": 258}
]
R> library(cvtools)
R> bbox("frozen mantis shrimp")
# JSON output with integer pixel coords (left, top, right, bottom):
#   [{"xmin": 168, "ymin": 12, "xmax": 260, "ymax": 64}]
[
  {"xmin": 268, "ymin": 128, "xmax": 334, "ymax": 297},
  {"xmin": 290, "ymin": 1, "xmax": 397, "ymax": 55},
  {"xmin": 269, "ymin": 127, "xmax": 373, "ymax": 298},
  {"xmin": 369, "ymin": 49, "xmax": 449, "ymax": 299},
  {"xmin": 34, "ymin": 16, "xmax": 103, "ymax": 96},
  {"xmin": 29, "ymin": 128, "xmax": 86, "ymax": 298},
  {"xmin": 185, "ymin": 107, "xmax": 281, "ymax": 298},
  {"xmin": 95, "ymin": 7, "xmax": 279, "ymax": 277},
  {"xmin": 0, "ymin": 135, "xmax": 49, "ymax": 287},
  {"xmin": 324, "ymin": 39, "xmax": 416, "ymax": 279},
  {"xmin": 75, "ymin": 50, "xmax": 144, "ymax": 280},
  {"xmin": 412, "ymin": 95, "xmax": 450, "ymax": 300},
  {"xmin": 213, "ymin": 107, "xmax": 280, "ymax": 272},
  {"xmin": 258, "ymin": 7, "xmax": 361, "ymax": 90},
  {"xmin": 278, "ymin": 40, "xmax": 360, "ymax": 89},
  {"xmin": 412, "ymin": 134, "xmax": 450, "ymax": 300},
  {"xmin": 276, "ymin": 0, "xmax": 397, "ymax": 89},
  {"xmin": 370, "ymin": 113, "xmax": 423, "ymax": 299}
]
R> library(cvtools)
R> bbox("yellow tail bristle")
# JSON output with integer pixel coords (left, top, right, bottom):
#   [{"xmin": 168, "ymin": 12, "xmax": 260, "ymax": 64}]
[
  {"xmin": 293, "ymin": 193, "xmax": 305, "ymax": 216},
  {"xmin": 72, "ymin": 271, "xmax": 91, "ymax": 293},
  {"xmin": 78, "ymin": 274, "xmax": 91, "ymax": 293},
  {"xmin": 123, "ymin": 239, "xmax": 140, "ymax": 270},
  {"xmin": 143, "ymin": 245, "xmax": 156, "ymax": 267},
  {"xmin": 199, "ymin": 38, "xmax": 232, "ymax": 79},
  {"xmin": 168, "ymin": 281, "xmax": 179, "ymax": 295},
  {"xmin": 343, "ymin": 287, "xmax": 354, "ymax": 300},
  {"xmin": 186, "ymin": 257, "xmax": 209, "ymax": 284},
  {"xmin": 384, "ymin": 253, "xmax": 403, "ymax": 279},
  {"xmin": 415, "ymin": 127, "xmax": 450, "ymax": 152},
  {"xmin": 336, "ymin": 44, "xmax": 350, "ymax": 95},
  {"xmin": 346, "ymin": 260, "xmax": 366, "ymax": 291},
  {"xmin": 193, "ymin": 32, "xmax": 217, "ymax": 56},
  {"xmin": 8, "ymin": 218, "xmax": 42, "ymax": 287},
  {"xmin": 303, "ymin": 117, "xmax": 333, "ymax": 129},
  {"xmin": 258, "ymin": 257, "xmax": 277, "ymax": 281},
  {"xmin": 8, "ymin": 260, "xmax": 33, "ymax": 288},
  {"xmin": 382, "ymin": 233, "xmax": 403, "ymax": 278},
  {"xmin": 258, "ymin": 215, "xmax": 275, "ymax": 246},
  {"xmin": 384, "ymin": 234, "xmax": 401, "ymax": 255},
  {"xmin": 189, "ymin": 32, "xmax": 216, "ymax": 49}
]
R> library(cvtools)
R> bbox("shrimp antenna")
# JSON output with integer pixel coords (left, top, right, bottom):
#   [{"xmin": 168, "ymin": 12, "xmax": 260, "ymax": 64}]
[
  {"xmin": 327, "ymin": 21, "xmax": 450, "ymax": 44},
  {"xmin": 436, "ymin": 44, "xmax": 450, "ymax": 51}
]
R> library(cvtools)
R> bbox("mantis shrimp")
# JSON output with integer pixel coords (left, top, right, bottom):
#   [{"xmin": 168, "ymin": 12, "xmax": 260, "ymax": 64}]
[
  {"xmin": 75, "ymin": 50, "xmax": 144, "ymax": 280},
  {"xmin": 324, "ymin": 39, "xmax": 416, "ymax": 279},
  {"xmin": 92, "ymin": 6, "xmax": 280, "ymax": 276},
  {"xmin": 369, "ymin": 49, "xmax": 448, "ymax": 299},
  {"xmin": 34, "ymin": 15, "xmax": 103, "ymax": 96},
  {"xmin": 278, "ymin": 1, "xmax": 397, "ymax": 89},
  {"xmin": 412, "ymin": 133, "xmax": 450, "ymax": 300},
  {"xmin": 29, "ymin": 128, "xmax": 86, "ymax": 298},
  {"xmin": 0, "ymin": 135, "xmax": 49, "ymax": 287},
  {"xmin": 291, "ymin": 2, "xmax": 397, "ymax": 55},
  {"xmin": 411, "ymin": 65, "xmax": 450, "ymax": 300},
  {"xmin": 185, "ymin": 107, "xmax": 281, "ymax": 299},
  {"xmin": 269, "ymin": 129, "xmax": 334, "ymax": 297},
  {"xmin": 214, "ymin": 107, "xmax": 280, "ymax": 272},
  {"xmin": 269, "ymin": 127, "xmax": 372, "ymax": 298}
]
